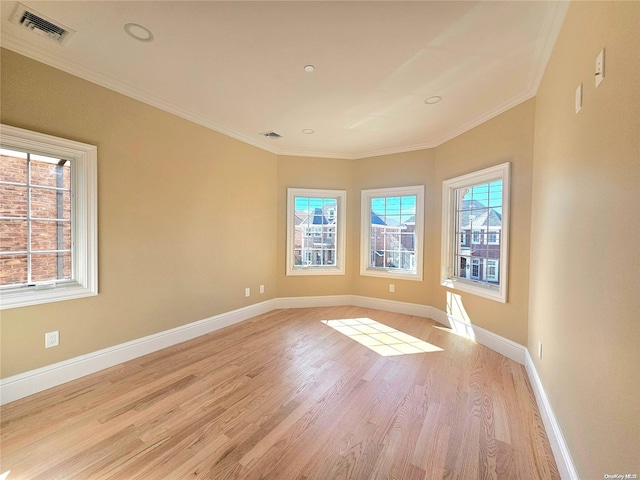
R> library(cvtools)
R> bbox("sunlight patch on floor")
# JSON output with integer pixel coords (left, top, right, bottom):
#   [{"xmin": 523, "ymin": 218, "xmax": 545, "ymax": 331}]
[
  {"xmin": 445, "ymin": 291, "xmax": 477, "ymax": 341},
  {"xmin": 0, "ymin": 471, "xmax": 10, "ymax": 480},
  {"xmin": 321, "ymin": 318, "xmax": 443, "ymax": 356}
]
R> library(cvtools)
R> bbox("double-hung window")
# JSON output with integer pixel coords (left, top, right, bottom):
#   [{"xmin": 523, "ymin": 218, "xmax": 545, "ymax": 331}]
[
  {"xmin": 441, "ymin": 162, "xmax": 510, "ymax": 303},
  {"xmin": 0, "ymin": 125, "xmax": 98, "ymax": 309},
  {"xmin": 360, "ymin": 185, "xmax": 424, "ymax": 280},
  {"xmin": 286, "ymin": 188, "xmax": 346, "ymax": 276}
]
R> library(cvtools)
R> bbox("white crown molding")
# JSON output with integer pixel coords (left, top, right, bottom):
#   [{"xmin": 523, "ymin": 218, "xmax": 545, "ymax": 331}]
[
  {"xmin": 430, "ymin": 90, "xmax": 537, "ymax": 150},
  {"xmin": 1, "ymin": 1, "xmax": 568, "ymax": 162},
  {"xmin": 276, "ymin": 150, "xmax": 357, "ymax": 160},
  {"xmin": 525, "ymin": 349, "xmax": 579, "ymax": 480},
  {"xmin": 0, "ymin": 32, "xmax": 280, "ymax": 156},
  {"xmin": 527, "ymin": 1, "xmax": 570, "ymax": 93}
]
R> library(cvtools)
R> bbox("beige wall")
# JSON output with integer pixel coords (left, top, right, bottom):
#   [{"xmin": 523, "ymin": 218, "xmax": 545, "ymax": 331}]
[
  {"xmin": 3, "ymin": 4, "xmax": 638, "ymax": 473},
  {"xmin": 276, "ymin": 101, "xmax": 534, "ymax": 346},
  {"xmin": 432, "ymin": 100, "xmax": 535, "ymax": 345},
  {"xmin": 529, "ymin": 2, "xmax": 640, "ymax": 478},
  {"xmin": 348, "ymin": 100, "xmax": 534, "ymax": 345},
  {"xmin": 0, "ymin": 50, "xmax": 536, "ymax": 379},
  {"xmin": 275, "ymin": 155, "xmax": 355, "ymax": 298},
  {"xmin": 1, "ymin": 49, "xmax": 278, "ymax": 378},
  {"xmin": 352, "ymin": 149, "xmax": 436, "ymax": 305}
]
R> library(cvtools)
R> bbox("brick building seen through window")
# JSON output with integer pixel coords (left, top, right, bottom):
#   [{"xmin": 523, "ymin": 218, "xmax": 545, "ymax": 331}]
[{"xmin": 0, "ymin": 150, "xmax": 72, "ymax": 287}]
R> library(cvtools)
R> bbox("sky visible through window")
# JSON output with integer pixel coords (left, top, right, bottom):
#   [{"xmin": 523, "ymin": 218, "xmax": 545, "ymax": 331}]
[
  {"xmin": 460, "ymin": 180, "xmax": 502, "ymax": 214},
  {"xmin": 371, "ymin": 195, "xmax": 416, "ymax": 223},
  {"xmin": 295, "ymin": 196, "xmax": 335, "ymax": 212}
]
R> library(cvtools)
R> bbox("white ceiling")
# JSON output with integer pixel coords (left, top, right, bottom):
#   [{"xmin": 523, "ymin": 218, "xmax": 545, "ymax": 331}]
[{"xmin": 1, "ymin": 1, "xmax": 568, "ymax": 159}]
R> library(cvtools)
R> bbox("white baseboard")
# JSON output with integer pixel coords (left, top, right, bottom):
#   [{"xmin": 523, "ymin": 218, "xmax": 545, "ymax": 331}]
[
  {"xmin": 0, "ymin": 299, "xmax": 276, "ymax": 405},
  {"xmin": 0, "ymin": 295, "xmax": 525, "ymax": 405},
  {"xmin": 351, "ymin": 295, "xmax": 436, "ymax": 319},
  {"xmin": 277, "ymin": 294, "xmax": 525, "ymax": 364},
  {"xmin": 1, "ymin": 295, "xmax": 574, "ymax": 478},
  {"xmin": 525, "ymin": 350, "xmax": 579, "ymax": 480},
  {"xmin": 274, "ymin": 295, "xmax": 353, "ymax": 309},
  {"xmin": 448, "ymin": 314, "xmax": 527, "ymax": 364}
]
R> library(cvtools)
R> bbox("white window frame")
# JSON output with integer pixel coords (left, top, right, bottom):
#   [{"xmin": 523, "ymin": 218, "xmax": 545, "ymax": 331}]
[
  {"xmin": 286, "ymin": 188, "xmax": 346, "ymax": 276},
  {"xmin": 441, "ymin": 162, "xmax": 510, "ymax": 303},
  {"xmin": 360, "ymin": 185, "xmax": 424, "ymax": 281},
  {"xmin": 0, "ymin": 124, "xmax": 98, "ymax": 309}
]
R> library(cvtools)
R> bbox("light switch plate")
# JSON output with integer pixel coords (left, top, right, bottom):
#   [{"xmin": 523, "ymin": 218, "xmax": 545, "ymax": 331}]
[
  {"xmin": 575, "ymin": 83, "xmax": 582, "ymax": 113},
  {"xmin": 595, "ymin": 48, "xmax": 605, "ymax": 87}
]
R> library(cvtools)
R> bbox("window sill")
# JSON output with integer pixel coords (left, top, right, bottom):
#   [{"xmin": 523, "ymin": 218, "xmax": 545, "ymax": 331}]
[
  {"xmin": 287, "ymin": 267, "xmax": 345, "ymax": 276},
  {"xmin": 442, "ymin": 277, "xmax": 506, "ymax": 303},
  {"xmin": 361, "ymin": 268, "xmax": 422, "ymax": 281},
  {"xmin": 0, "ymin": 283, "xmax": 98, "ymax": 310}
]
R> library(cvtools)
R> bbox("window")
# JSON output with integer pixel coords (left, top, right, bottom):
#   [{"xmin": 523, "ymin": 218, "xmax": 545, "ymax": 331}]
[
  {"xmin": 441, "ymin": 162, "xmax": 510, "ymax": 303},
  {"xmin": 286, "ymin": 188, "xmax": 346, "ymax": 276},
  {"xmin": 486, "ymin": 259, "xmax": 499, "ymax": 282},
  {"xmin": 360, "ymin": 185, "xmax": 424, "ymax": 280},
  {"xmin": 0, "ymin": 124, "xmax": 98, "ymax": 309}
]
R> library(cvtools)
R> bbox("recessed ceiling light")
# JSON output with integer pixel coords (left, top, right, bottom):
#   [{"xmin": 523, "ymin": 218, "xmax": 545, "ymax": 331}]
[
  {"xmin": 424, "ymin": 95, "xmax": 443, "ymax": 105},
  {"xmin": 304, "ymin": 65, "xmax": 315, "ymax": 73},
  {"xmin": 124, "ymin": 23, "xmax": 154, "ymax": 42},
  {"xmin": 302, "ymin": 129, "xmax": 314, "ymax": 134}
]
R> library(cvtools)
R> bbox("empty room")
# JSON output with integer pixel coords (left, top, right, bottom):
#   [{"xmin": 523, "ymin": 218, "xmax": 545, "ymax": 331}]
[{"xmin": 0, "ymin": 1, "xmax": 638, "ymax": 479}]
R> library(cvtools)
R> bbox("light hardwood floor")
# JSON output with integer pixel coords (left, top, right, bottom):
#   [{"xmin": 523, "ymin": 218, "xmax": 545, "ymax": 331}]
[{"xmin": 0, "ymin": 307, "xmax": 559, "ymax": 479}]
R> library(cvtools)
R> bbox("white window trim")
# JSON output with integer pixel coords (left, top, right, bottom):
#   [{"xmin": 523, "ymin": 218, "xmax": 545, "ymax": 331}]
[
  {"xmin": 286, "ymin": 188, "xmax": 346, "ymax": 276},
  {"xmin": 441, "ymin": 162, "xmax": 510, "ymax": 303},
  {"xmin": 360, "ymin": 185, "xmax": 424, "ymax": 281},
  {"xmin": 0, "ymin": 124, "xmax": 98, "ymax": 309}
]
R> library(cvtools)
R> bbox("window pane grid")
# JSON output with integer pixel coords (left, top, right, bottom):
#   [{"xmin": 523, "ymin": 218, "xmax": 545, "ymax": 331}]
[
  {"xmin": 453, "ymin": 180, "xmax": 502, "ymax": 287},
  {"xmin": 0, "ymin": 151, "xmax": 72, "ymax": 287},
  {"xmin": 293, "ymin": 195, "xmax": 339, "ymax": 268},
  {"xmin": 368, "ymin": 194, "xmax": 417, "ymax": 272}
]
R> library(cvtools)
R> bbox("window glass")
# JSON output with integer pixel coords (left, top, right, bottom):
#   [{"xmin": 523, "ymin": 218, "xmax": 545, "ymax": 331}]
[
  {"xmin": 1, "ymin": 125, "xmax": 98, "ymax": 310},
  {"xmin": 287, "ymin": 188, "xmax": 346, "ymax": 276},
  {"xmin": 361, "ymin": 186, "xmax": 424, "ymax": 280},
  {"xmin": 441, "ymin": 163, "xmax": 510, "ymax": 303}
]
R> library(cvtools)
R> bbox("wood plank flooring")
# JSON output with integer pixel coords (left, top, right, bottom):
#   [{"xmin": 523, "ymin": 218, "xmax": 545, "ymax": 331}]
[{"xmin": 0, "ymin": 307, "xmax": 559, "ymax": 479}]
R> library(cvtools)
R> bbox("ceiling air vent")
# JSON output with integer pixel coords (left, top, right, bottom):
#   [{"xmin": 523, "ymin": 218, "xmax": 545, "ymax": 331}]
[
  {"xmin": 10, "ymin": 3, "xmax": 76, "ymax": 45},
  {"xmin": 261, "ymin": 131, "xmax": 282, "ymax": 139}
]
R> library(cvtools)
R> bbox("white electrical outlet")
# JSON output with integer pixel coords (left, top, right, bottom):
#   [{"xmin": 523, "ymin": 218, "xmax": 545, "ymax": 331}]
[
  {"xmin": 259, "ymin": 284, "xmax": 264, "ymax": 294},
  {"xmin": 45, "ymin": 331, "xmax": 59, "ymax": 348},
  {"xmin": 538, "ymin": 341, "xmax": 543, "ymax": 360},
  {"xmin": 389, "ymin": 284, "xmax": 395, "ymax": 293},
  {"xmin": 245, "ymin": 287, "xmax": 250, "ymax": 297},
  {"xmin": 595, "ymin": 48, "xmax": 605, "ymax": 87}
]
